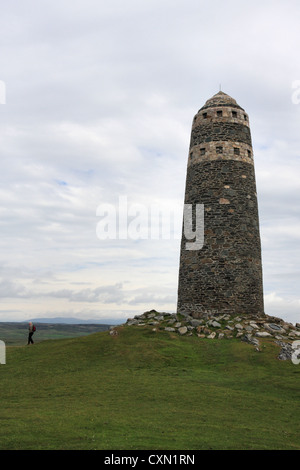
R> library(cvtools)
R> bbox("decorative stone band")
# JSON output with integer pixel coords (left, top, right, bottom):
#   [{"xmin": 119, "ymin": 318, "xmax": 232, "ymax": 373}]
[
  {"xmin": 190, "ymin": 121, "xmax": 252, "ymax": 148},
  {"xmin": 194, "ymin": 107, "xmax": 250, "ymax": 128},
  {"xmin": 188, "ymin": 141, "xmax": 254, "ymax": 167}
]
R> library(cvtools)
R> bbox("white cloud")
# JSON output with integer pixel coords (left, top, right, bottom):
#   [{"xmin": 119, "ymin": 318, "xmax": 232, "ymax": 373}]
[
  {"xmin": 0, "ymin": 0, "xmax": 299, "ymax": 324},
  {"xmin": 264, "ymin": 293, "xmax": 300, "ymax": 325}
]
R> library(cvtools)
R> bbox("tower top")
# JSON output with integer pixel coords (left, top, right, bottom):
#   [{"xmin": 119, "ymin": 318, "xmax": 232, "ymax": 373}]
[{"xmin": 200, "ymin": 91, "xmax": 244, "ymax": 111}]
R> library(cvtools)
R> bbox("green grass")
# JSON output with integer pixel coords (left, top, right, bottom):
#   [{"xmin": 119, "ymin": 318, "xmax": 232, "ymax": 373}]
[
  {"xmin": 1, "ymin": 325, "xmax": 299, "ymax": 450},
  {"xmin": 0, "ymin": 322, "xmax": 111, "ymax": 346}
]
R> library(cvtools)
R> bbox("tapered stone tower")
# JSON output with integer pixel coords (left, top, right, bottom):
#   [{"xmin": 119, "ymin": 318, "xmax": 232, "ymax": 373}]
[{"xmin": 177, "ymin": 91, "xmax": 264, "ymax": 318}]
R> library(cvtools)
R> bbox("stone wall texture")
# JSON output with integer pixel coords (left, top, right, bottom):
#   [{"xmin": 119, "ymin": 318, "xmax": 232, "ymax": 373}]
[{"xmin": 177, "ymin": 91, "xmax": 264, "ymax": 318}]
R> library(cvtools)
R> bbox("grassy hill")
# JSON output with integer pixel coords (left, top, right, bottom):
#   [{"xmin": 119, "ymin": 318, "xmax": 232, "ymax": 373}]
[
  {"xmin": 1, "ymin": 323, "xmax": 299, "ymax": 450},
  {"xmin": 0, "ymin": 322, "xmax": 112, "ymax": 346}
]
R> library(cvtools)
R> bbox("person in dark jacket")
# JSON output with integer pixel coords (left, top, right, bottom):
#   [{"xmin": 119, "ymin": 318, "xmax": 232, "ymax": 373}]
[{"xmin": 27, "ymin": 322, "xmax": 35, "ymax": 344}]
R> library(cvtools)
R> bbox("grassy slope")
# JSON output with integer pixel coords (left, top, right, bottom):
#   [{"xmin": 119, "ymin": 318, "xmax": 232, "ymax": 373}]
[
  {"xmin": 0, "ymin": 322, "xmax": 111, "ymax": 346},
  {"xmin": 1, "ymin": 325, "xmax": 299, "ymax": 450}
]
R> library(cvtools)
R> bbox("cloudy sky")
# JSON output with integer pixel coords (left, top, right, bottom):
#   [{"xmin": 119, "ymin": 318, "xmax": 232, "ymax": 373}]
[{"xmin": 0, "ymin": 0, "xmax": 299, "ymax": 324}]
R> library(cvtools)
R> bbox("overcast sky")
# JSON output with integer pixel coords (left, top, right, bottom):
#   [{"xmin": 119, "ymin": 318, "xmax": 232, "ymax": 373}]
[{"xmin": 0, "ymin": 0, "xmax": 299, "ymax": 324}]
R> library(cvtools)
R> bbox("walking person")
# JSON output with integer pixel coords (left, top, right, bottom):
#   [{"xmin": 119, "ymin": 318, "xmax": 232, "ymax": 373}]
[{"xmin": 28, "ymin": 321, "xmax": 36, "ymax": 345}]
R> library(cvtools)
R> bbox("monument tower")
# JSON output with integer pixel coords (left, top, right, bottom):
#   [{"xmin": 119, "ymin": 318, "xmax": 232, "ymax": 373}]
[{"xmin": 177, "ymin": 91, "xmax": 264, "ymax": 318}]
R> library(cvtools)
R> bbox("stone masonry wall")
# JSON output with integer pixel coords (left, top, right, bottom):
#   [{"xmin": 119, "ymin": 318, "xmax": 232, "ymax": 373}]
[
  {"xmin": 177, "ymin": 92, "xmax": 264, "ymax": 318},
  {"xmin": 177, "ymin": 159, "xmax": 264, "ymax": 317},
  {"xmin": 190, "ymin": 121, "xmax": 252, "ymax": 148}
]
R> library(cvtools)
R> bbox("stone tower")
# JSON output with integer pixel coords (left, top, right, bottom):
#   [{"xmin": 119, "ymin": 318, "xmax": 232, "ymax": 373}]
[{"xmin": 177, "ymin": 91, "xmax": 264, "ymax": 318}]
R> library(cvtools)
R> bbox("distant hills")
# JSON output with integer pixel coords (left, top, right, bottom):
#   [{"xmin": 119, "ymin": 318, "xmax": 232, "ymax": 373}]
[
  {"xmin": 29, "ymin": 316, "xmax": 123, "ymax": 325},
  {"xmin": 0, "ymin": 319, "xmax": 119, "ymax": 346}
]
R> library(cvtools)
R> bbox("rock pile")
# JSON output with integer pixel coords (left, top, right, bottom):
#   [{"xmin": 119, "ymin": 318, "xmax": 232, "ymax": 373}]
[{"xmin": 124, "ymin": 309, "xmax": 300, "ymax": 360}]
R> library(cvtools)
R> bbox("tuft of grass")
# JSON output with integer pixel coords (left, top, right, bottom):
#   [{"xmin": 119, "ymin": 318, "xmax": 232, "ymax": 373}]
[{"xmin": 0, "ymin": 325, "xmax": 299, "ymax": 450}]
